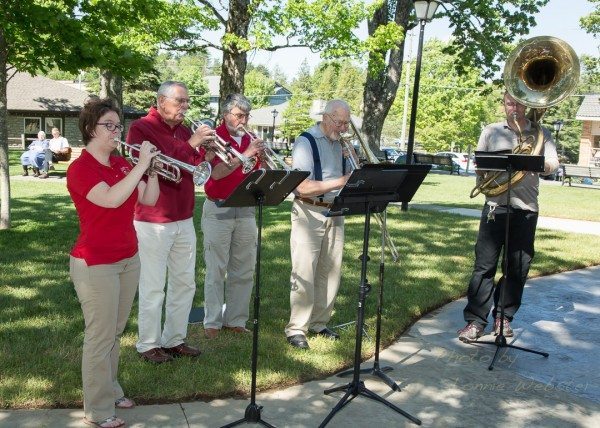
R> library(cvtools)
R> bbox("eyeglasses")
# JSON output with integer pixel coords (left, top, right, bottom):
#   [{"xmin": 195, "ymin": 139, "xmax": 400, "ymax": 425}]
[
  {"xmin": 228, "ymin": 112, "xmax": 251, "ymax": 120},
  {"xmin": 97, "ymin": 122, "xmax": 123, "ymax": 132},
  {"xmin": 167, "ymin": 96, "xmax": 191, "ymax": 106},
  {"xmin": 326, "ymin": 114, "xmax": 350, "ymax": 128}
]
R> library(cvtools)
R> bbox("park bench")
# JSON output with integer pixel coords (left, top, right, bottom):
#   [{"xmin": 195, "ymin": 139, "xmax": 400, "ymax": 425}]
[
  {"xmin": 561, "ymin": 164, "xmax": 600, "ymax": 186},
  {"xmin": 413, "ymin": 153, "xmax": 459, "ymax": 175}
]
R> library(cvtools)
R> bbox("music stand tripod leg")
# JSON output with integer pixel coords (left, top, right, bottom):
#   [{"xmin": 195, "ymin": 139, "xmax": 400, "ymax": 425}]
[
  {"xmin": 470, "ymin": 166, "xmax": 549, "ymax": 370},
  {"xmin": 220, "ymin": 197, "xmax": 275, "ymax": 428},
  {"xmin": 319, "ymin": 205, "xmax": 420, "ymax": 427}
]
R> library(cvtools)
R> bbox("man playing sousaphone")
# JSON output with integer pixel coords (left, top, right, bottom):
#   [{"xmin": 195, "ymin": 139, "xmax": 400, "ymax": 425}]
[{"xmin": 457, "ymin": 90, "xmax": 559, "ymax": 342}]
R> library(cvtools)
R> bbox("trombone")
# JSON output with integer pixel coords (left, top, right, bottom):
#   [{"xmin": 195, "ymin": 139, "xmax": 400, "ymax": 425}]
[
  {"xmin": 184, "ymin": 115, "xmax": 257, "ymax": 174},
  {"xmin": 340, "ymin": 120, "xmax": 400, "ymax": 262},
  {"xmin": 241, "ymin": 126, "xmax": 292, "ymax": 171},
  {"xmin": 115, "ymin": 139, "xmax": 212, "ymax": 186}
]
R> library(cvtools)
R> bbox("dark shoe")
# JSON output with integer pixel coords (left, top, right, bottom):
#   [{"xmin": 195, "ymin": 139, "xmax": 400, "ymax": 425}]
[
  {"xmin": 224, "ymin": 326, "xmax": 251, "ymax": 334},
  {"xmin": 38, "ymin": 172, "xmax": 49, "ymax": 179},
  {"xmin": 204, "ymin": 328, "xmax": 220, "ymax": 339},
  {"xmin": 22, "ymin": 166, "xmax": 29, "ymax": 176},
  {"xmin": 457, "ymin": 322, "xmax": 484, "ymax": 342},
  {"xmin": 287, "ymin": 334, "xmax": 309, "ymax": 349},
  {"xmin": 163, "ymin": 343, "xmax": 201, "ymax": 357},
  {"xmin": 32, "ymin": 167, "xmax": 40, "ymax": 177},
  {"xmin": 139, "ymin": 347, "xmax": 173, "ymax": 363},
  {"xmin": 315, "ymin": 327, "xmax": 340, "ymax": 340},
  {"xmin": 494, "ymin": 317, "xmax": 514, "ymax": 337}
]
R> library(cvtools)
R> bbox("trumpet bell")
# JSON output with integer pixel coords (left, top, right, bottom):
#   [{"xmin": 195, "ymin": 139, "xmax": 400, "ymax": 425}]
[{"xmin": 504, "ymin": 36, "xmax": 580, "ymax": 108}]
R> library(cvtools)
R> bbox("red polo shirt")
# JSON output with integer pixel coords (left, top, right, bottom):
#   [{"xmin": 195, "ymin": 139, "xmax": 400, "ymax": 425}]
[
  {"xmin": 203, "ymin": 122, "xmax": 261, "ymax": 200},
  {"xmin": 127, "ymin": 107, "xmax": 207, "ymax": 222},
  {"xmin": 67, "ymin": 150, "xmax": 138, "ymax": 266}
]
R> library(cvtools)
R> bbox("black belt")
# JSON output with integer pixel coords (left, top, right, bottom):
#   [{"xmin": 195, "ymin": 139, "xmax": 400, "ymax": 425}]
[{"xmin": 294, "ymin": 196, "xmax": 332, "ymax": 208}]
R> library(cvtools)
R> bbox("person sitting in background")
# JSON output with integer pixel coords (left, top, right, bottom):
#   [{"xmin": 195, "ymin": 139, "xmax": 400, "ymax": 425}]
[
  {"xmin": 67, "ymin": 97, "xmax": 160, "ymax": 428},
  {"xmin": 39, "ymin": 127, "xmax": 71, "ymax": 178},
  {"xmin": 20, "ymin": 131, "xmax": 48, "ymax": 177}
]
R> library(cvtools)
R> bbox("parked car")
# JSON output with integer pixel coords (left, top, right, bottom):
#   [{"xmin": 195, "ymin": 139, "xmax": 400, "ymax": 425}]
[
  {"xmin": 380, "ymin": 147, "xmax": 404, "ymax": 162},
  {"xmin": 435, "ymin": 151, "xmax": 473, "ymax": 172}
]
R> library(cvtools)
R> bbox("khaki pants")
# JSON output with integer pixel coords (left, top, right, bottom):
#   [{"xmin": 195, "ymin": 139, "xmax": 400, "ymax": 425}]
[
  {"xmin": 70, "ymin": 254, "xmax": 140, "ymax": 423},
  {"xmin": 201, "ymin": 199, "xmax": 257, "ymax": 329},
  {"xmin": 134, "ymin": 218, "xmax": 197, "ymax": 352},
  {"xmin": 285, "ymin": 200, "xmax": 344, "ymax": 337}
]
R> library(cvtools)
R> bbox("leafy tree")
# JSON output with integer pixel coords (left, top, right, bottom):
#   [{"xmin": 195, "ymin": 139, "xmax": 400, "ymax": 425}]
[
  {"xmin": 282, "ymin": 61, "xmax": 314, "ymax": 142},
  {"xmin": 0, "ymin": 1, "xmax": 157, "ymax": 229},
  {"xmin": 398, "ymin": 39, "xmax": 498, "ymax": 153},
  {"xmin": 187, "ymin": 0, "xmax": 369, "ymax": 114},
  {"xmin": 580, "ymin": 0, "xmax": 600, "ymax": 36},
  {"xmin": 244, "ymin": 69, "xmax": 276, "ymax": 108},
  {"xmin": 361, "ymin": 0, "xmax": 549, "ymax": 156}
]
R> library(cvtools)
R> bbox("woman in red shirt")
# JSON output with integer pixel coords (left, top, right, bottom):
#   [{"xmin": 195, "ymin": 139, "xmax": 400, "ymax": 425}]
[{"xmin": 67, "ymin": 98, "xmax": 159, "ymax": 428}]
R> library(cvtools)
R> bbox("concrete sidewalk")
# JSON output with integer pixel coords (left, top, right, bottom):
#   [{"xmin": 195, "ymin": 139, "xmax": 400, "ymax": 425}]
[
  {"xmin": 2, "ymin": 266, "xmax": 598, "ymax": 427},
  {"xmin": 410, "ymin": 203, "xmax": 600, "ymax": 236}
]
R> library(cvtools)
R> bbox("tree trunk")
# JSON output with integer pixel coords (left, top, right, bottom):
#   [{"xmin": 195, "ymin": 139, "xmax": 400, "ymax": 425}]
[
  {"xmin": 218, "ymin": 0, "xmax": 251, "ymax": 117},
  {"xmin": 100, "ymin": 70, "xmax": 124, "ymax": 124},
  {"xmin": 0, "ymin": 30, "xmax": 11, "ymax": 229},
  {"xmin": 362, "ymin": 1, "xmax": 412, "ymax": 156}
]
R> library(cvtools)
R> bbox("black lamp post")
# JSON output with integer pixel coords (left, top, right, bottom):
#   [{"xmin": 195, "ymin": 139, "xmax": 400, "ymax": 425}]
[
  {"xmin": 271, "ymin": 109, "xmax": 278, "ymax": 143},
  {"xmin": 403, "ymin": 0, "xmax": 440, "ymax": 210},
  {"xmin": 553, "ymin": 119, "xmax": 564, "ymax": 159}
]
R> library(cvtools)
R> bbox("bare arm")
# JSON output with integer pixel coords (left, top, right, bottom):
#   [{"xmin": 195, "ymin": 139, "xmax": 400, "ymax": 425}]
[
  {"xmin": 294, "ymin": 175, "xmax": 349, "ymax": 198},
  {"xmin": 86, "ymin": 141, "xmax": 159, "ymax": 208}
]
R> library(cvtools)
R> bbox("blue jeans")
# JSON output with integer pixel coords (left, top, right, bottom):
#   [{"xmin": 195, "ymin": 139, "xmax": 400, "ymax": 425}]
[{"xmin": 20, "ymin": 151, "xmax": 45, "ymax": 169}]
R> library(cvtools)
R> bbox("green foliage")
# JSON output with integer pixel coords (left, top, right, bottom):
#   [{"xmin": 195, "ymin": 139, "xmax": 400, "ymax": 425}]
[
  {"xmin": 580, "ymin": 0, "xmax": 600, "ymax": 36},
  {"xmin": 1, "ymin": 172, "xmax": 599, "ymax": 407},
  {"xmin": 312, "ymin": 60, "xmax": 365, "ymax": 114},
  {"xmin": 244, "ymin": 69, "xmax": 276, "ymax": 108},
  {"xmin": 171, "ymin": 54, "xmax": 212, "ymax": 118}
]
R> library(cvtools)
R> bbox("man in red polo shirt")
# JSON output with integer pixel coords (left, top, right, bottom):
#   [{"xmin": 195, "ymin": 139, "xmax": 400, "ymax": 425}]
[
  {"xmin": 127, "ymin": 81, "xmax": 214, "ymax": 363},
  {"xmin": 202, "ymin": 93, "xmax": 264, "ymax": 339}
]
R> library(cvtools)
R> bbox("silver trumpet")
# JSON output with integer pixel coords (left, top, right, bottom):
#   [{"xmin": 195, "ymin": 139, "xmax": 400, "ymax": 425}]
[
  {"xmin": 116, "ymin": 139, "xmax": 212, "ymax": 186},
  {"xmin": 184, "ymin": 115, "xmax": 257, "ymax": 174},
  {"xmin": 241, "ymin": 126, "xmax": 291, "ymax": 171}
]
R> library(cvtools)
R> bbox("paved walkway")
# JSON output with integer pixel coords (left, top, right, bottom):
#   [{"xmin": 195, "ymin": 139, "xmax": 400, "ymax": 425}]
[
  {"xmin": 5, "ymin": 174, "xmax": 600, "ymax": 427},
  {"xmin": 1, "ymin": 266, "xmax": 598, "ymax": 427}
]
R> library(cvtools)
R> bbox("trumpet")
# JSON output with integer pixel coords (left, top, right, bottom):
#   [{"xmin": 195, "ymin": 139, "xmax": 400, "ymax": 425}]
[
  {"xmin": 241, "ymin": 126, "xmax": 291, "ymax": 171},
  {"xmin": 116, "ymin": 139, "xmax": 212, "ymax": 186},
  {"xmin": 184, "ymin": 115, "xmax": 257, "ymax": 174},
  {"xmin": 340, "ymin": 121, "xmax": 400, "ymax": 262}
]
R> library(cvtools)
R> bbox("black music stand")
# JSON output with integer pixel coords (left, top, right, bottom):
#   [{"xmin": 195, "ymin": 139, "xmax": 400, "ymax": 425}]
[
  {"xmin": 473, "ymin": 152, "xmax": 549, "ymax": 370},
  {"xmin": 217, "ymin": 168, "xmax": 309, "ymax": 428},
  {"xmin": 319, "ymin": 163, "xmax": 430, "ymax": 428}
]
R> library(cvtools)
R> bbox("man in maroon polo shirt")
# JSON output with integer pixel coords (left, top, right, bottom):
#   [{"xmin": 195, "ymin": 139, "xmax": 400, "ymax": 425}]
[
  {"xmin": 201, "ymin": 93, "xmax": 264, "ymax": 339},
  {"xmin": 127, "ymin": 81, "xmax": 214, "ymax": 363}
]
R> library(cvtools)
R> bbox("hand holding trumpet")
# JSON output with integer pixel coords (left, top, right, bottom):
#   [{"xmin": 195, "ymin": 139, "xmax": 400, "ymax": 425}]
[{"xmin": 136, "ymin": 140, "xmax": 161, "ymax": 171}]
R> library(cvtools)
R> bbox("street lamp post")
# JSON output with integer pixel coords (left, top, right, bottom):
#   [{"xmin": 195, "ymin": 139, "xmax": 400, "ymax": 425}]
[
  {"xmin": 403, "ymin": 0, "xmax": 440, "ymax": 211},
  {"xmin": 553, "ymin": 119, "xmax": 564, "ymax": 159},
  {"xmin": 271, "ymin": 109, "xmax": 278, "ymax": 143}
]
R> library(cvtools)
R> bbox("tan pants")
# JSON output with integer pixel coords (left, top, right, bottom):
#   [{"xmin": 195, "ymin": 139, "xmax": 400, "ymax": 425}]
[
  {"xmin": 134, "ymin": 218, "xmax": 197, "ymax": 352},
  {"xmin": 70, "ymin": 254, "xmax": 140, "ymax": 423},
  {"xmin": 201, "ymin": 199, "xmax": 257, "ymax": 329},
  {"xmin": 285, "ymin": 200, "xmax": 344, "ymax": 337}
]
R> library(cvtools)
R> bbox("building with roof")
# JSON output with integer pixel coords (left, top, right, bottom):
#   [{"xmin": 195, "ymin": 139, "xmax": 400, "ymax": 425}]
[
  {"xmin": 204, "ymin": 75, "xmax": 292, "ymax": 117},
  {"xmin": 575, "ymin": 94, "xmax": 600, "ymax": 166},
  {"xmin": 7, "ymin": 72, "xmax": 144, "ymax": 147}
]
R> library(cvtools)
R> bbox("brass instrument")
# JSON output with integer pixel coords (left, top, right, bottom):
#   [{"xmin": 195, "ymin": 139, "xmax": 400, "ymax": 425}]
[
  {"xmin": 116, "ymin": 139, "xmax": 212, "ymax": 186},
  {"xmin": 241, "ymin": 126, "xmax": 292, "ymax": 171},
  {"xmin": 185, "ymin": 116, "xmax": 257, "ymax": 174},
  {"xmin": 470, "ymin": 36, "xmax": 579, "ymax": 198},
  {"xmin": 341, "ymin": 118, "xmax": 400, "ymax": 262}
]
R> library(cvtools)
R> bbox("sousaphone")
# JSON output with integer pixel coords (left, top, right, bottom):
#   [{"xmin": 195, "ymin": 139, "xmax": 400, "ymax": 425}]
[{"xmin": 470, "ymin": 36, "xmax": 580, "ymax": 198}]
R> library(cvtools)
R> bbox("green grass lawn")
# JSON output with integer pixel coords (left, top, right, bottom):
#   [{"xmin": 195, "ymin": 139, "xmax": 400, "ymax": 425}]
[{"xmin": 1, "ymin": 158, "xmax": 600, "ymax": 408}]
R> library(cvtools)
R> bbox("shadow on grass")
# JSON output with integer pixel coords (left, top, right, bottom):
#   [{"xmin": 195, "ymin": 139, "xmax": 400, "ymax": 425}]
[{"xmin": 1, "ymin": 186, "xmax": 599, "ymax": 408}]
